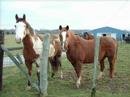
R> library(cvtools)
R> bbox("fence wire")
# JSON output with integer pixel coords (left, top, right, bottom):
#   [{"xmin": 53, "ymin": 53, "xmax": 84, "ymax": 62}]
[{"xmin": 3, "ymin": 49, "xmax": 24, "ymax": 67}]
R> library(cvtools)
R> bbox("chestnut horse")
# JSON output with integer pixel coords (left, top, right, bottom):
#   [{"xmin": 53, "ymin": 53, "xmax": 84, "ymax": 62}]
[
  {"xmin": 14, "ymin": 14, "xmax": 62, "ymax": 89},
  {"xmin": 82, "ymin": 32, "xmax": 94, "ymax": 40},
  {"xmin": 59, "ymin": 25, "xmax": 118, "ymax": 88}
]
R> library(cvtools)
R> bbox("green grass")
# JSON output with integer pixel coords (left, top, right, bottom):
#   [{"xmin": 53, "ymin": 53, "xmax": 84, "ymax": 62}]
[
  {"xmin": 4, "ymin": 34, "xmax": 22, "ymax": 47},
  {"xmin": 0, "ymin": 35, "xmax": 130, "ymax": 97},
  {"xmin": 3, "ymin": 34, "xmax": 23, "ymax": 56}
]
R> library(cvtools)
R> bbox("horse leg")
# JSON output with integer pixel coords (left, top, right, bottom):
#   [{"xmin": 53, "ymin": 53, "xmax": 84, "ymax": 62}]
[
  {"xmin": 73, "ymin": 62, "xmax": 82, "ymax": 88},
  {"xmin": 49, "ymin": 56, "xmax": 63, "ymax": 79},
  {"xmin": 49, "ymin": 57, "xmax": 56, "ymax": 78},
  {"xmin": 58, "ymin": 58, "xmax": 63, "ymax": 79},
  {"xmin": 98, "ymin": 57, "xmax": 106, "ymax": 79},
  {"xmin": 55, "ymin": 57, "xmax": 63, "ymax": 79},
  {"xmin": 25, "ymin": 61, "xmax": 32, "ymax": 90},
  {"xmin": 108, "ymin": 57, "xmax": 116, "ymax": 79},
  {"xmin": 35, "ymin": 62, "xmax": 40, "ymax": 86}
]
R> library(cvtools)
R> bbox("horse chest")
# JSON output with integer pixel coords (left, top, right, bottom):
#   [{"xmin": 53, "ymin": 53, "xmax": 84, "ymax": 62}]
[
  {"xmin": 31, "ymin": 37, "xmax": 43, "ymax": 55},
  {"xmin": 67, "ymin": 43, "xmax": 95, "ymax": 64},
  {"xmin": 84, "ymin": 45, "xmax": 95, "ymax": 63},
  {"xmin": 66, "ymin": 47, "xmax": 85, "ymax": 63}
]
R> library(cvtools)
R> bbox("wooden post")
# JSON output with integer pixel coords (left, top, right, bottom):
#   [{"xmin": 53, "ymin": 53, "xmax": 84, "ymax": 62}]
[
  {"xmin": 40, "ymin": 34, "xmax": 50, "ymax": 96},
  {"xmin": 1, "ymin": 45, "xmax": 39, "ymax": 91},
  {"xmin": 91, "ymin": 37, "xmax": 100, "ymax": 97},
  {"xmin": 0, "ymin": 31, "xmax": 4, "ymax": 91}
]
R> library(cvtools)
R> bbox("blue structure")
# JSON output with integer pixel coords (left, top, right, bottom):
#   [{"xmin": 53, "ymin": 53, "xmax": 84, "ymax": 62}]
[{"xmin": 90, "ymin": 26, "xmax": 126, "ymax": 41}]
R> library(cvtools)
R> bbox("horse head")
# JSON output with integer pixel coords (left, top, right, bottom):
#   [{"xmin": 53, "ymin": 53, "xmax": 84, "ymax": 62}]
[
  {"xmin": 83, "ymin": 32, "xmax": 94, "ymax": 40},
  {"xmin": 59, "ymin": 25, "xmax": 70, "ymax": 51},
  {"xmin": 15, "ymin": 14, "xmax": 32, "ymax": 43}
]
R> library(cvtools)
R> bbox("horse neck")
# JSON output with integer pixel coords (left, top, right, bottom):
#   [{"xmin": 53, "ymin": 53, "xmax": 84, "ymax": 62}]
[
  {"xmin": 24, "ymin": 22, "xmax": 39, "ymax": 42},
  {"xmin": 22, "ymin": 35, "xmax": 33, "ymax": 49},
  {"xmin": 67, "ymin": 31, "xmax": 79, "ymax": 43},
  {"xmin": 24, "ymin": 22, "xmax": 43, "ymax": 46},
  {"xmin": 68, "ymin": 31, "xmax": 76, "ymax": 40},
  {"xmin": 25, "ymin": 22, "xmax": 35, "ymax": 36}
]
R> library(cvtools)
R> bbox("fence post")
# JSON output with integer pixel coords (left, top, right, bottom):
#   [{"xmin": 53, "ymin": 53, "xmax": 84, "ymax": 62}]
[
  {"xmin": 91, "ymin": 37, "xmax": 100, "ymax": 97},
  {"xmin": 0, "ymin": 31, "xmax": 4, "ymax": 91},
  {"xmin": 40, "ymin": 34, "xmax": 50, "ymax": 96}
]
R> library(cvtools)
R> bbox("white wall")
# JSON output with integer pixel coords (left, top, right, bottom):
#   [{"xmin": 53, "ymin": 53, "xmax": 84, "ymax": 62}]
[{"xmin": 97, "ymin": 33, "xmax": 116, "ymax": 39}]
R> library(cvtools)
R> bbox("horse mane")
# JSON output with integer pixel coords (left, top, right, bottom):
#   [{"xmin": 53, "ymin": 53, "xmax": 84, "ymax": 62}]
[
  {"xmin": 68, "ymin": 30, "xmax": 77, "ymax": 39},
  {"xmin": 68, "ymin": 30, "xmax": 82, "ymax": 42},
  {"xmin": 25, "ymin": 22, "xmax": 35, "ymax": 36}
]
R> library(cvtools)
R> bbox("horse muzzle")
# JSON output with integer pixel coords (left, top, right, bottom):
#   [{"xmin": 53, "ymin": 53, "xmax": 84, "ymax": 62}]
[
  {"xmin": 62, "ymin": 43, "xmax": 68, "ymax": 52},
  {"xmin": 62, "ymin": 48, "xmax": 67, "ymax": 52}
]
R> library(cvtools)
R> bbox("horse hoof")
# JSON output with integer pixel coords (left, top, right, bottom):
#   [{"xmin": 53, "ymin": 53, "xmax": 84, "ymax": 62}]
[
  {"xmin": 97, "ymin": 72, "xmax": 103, "ymax": 80},
  {"xmin": 60, "ymin": 76, "xmax": 63, "ymax": 79},
  {"xmin": 26, "ymin": 86, "xmax": 31, "ymax": 90},
  {"xmin": 60, "ymin": 75, "xmax": 63, "ymax": 79},
  {"xmin": 51, "ymin": 73, "xmax": 55, "ymax": 78},
  {"xmin": 76, "ymin": 83, "xmax": 80, "ymax": 89},
  {"xmin": 97, "ymin": 76, "xmax": 102, "ymax": 80}
]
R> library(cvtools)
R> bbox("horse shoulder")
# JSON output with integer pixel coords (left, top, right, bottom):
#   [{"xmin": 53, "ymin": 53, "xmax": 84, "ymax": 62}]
[{"xmin": 31, "ymin": 35, "xmax": 43, "ymax": 55}]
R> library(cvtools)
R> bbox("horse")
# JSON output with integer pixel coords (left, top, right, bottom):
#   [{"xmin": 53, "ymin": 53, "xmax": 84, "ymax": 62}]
[
  {"xmin": 14, "ymin": 14, "xmax": 63, "ymax": 89},
  {"xmin": 59, "ymin": 25, "xmax": 118, "ymax": 88},
  {"xmin": 82, "ymin": 32, "xmax": 94, "ymax": 40}
]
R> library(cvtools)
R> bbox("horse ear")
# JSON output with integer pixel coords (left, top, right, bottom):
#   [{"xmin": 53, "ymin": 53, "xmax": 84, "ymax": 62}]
[
  {"xmin": 66, "ymin": 25, "xmax": 69, "ymax": 30},
  {"xmin": 23, "ymin": 14, "xmax": 26, "ymax": 20},
  {"xmin": 59, "ymin": 25, "xmax": 62, "ymax": 30},
  {"xmin": 15, "ymin": 14, "xmax": 18, "ymax": 20}
]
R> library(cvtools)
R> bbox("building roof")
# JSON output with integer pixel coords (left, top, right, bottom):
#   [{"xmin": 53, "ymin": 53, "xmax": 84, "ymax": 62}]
[{"xmin": 91, "ymin": 26, "xmax": 124, "ymax": 34}]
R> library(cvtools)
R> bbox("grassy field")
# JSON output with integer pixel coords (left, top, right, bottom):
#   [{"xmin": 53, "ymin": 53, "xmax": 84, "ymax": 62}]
[
  {"xmin": 3, "ymin": 34, "xmax": 23, "ymax": 56},
  {"xmin": 0, "ymin": 35, "xmax": 130, "ymax": 97}
]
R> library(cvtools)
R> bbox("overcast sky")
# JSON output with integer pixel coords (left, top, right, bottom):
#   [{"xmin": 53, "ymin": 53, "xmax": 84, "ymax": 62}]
[{"xmin": 1, "ymin": 0, "xmax": 130, "ymax": 30}]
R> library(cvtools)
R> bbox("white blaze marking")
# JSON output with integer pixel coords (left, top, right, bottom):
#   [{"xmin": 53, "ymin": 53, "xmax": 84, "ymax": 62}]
[
  {"xmin": 61, "ymin": 31, "xmax": 67, "ymax": 50},
  {"xmin": 15, "ymin": 22, "xmax": 26, "ymax": 42}
]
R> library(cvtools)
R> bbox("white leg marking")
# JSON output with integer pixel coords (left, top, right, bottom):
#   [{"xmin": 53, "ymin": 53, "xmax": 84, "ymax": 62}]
[
  {"xmin": 76, "ymin": 76, "xmax": 81, "ymax": 88},
  {"xmin": 37, "ymin": 67, "xmax": 40, "ymax": 73},
  {"xmin": 97, "ymin": 72, "xmax": 103, "ymax": 79},
  {"xmin": 26, "ymin": 86, "xmax": 31, "ymax": 90},
  {"xmin": 60, "ymin": 70, "xmax": 63, "ymax": 79}
]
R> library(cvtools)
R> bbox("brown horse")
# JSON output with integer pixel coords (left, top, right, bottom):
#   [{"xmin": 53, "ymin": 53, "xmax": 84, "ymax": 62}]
[
  {"xmin": 14, "ymin": 14, "xmax": 63, "ymax": 89},
  {"xmin": 82, "ymin": 32, "xmax": 94, "ymax": 40},
  {"xmin": 59, "ymin": 25, "xmax": 118, "ymax": 88}
]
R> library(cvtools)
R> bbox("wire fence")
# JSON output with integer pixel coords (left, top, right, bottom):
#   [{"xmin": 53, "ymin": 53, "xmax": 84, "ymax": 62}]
[
  {"xmin": 3, "ymin": 48, "xmax": 23, "ymax": 67},
  {"xmin": 3, "ymin": 55, "xmax": 24, "ymax": 67}
]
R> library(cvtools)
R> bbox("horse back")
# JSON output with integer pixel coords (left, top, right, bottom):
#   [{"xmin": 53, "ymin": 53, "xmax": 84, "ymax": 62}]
[
  {"xmin": 67, "ymin": 35, "xmax": 118, "ymax": 64},
  {"xmin": 67, "ymin": 36, "xmax": 95, "ymax": 63},
  {"xmin": 99, "ymin": 37, "xmax": 118, "ymax": 60}
]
